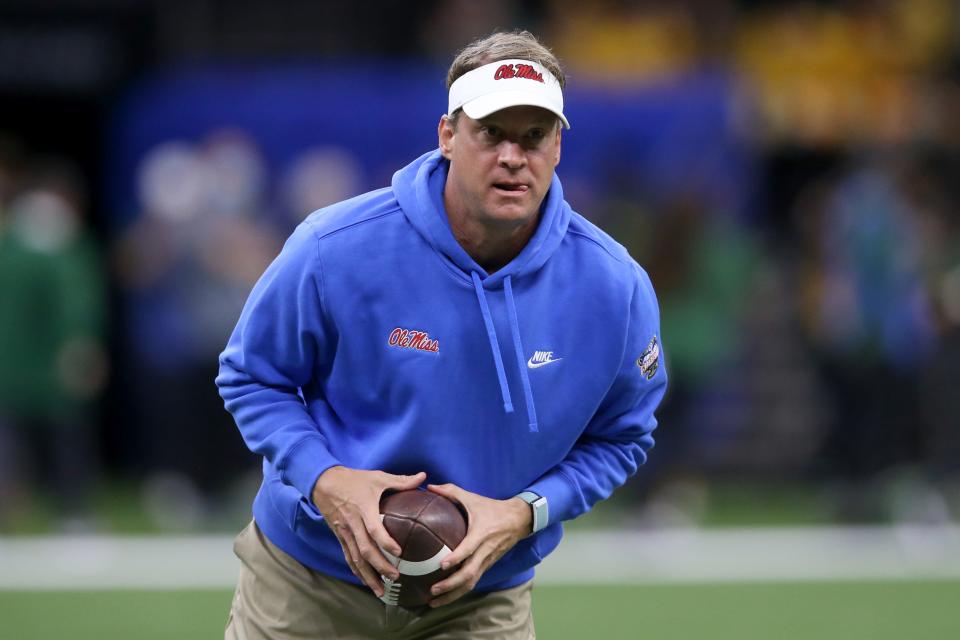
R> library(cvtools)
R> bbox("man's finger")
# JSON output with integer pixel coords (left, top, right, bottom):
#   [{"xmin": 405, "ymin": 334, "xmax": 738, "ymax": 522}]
[
  {"xmin": 429, "ymin": 552, "xmax": 485, "ymax": 606},
  {"xmin": 363, "ymin": 510, "xmax": 403, "ymax": 559},
  {"xmin": 437, "ymin": 527, "xmax": 482, "ymax": 571},
  {"xmin": 425, "ymin": 482, "xmax": 463, "ymax": 505},
  {"xmin": 348, "ymin": 535, "xmax": 386, "ymax": 596},
  {"xmin": 430, "ymin": 545, "xmax": 485, "ymax": 596},
  {"xmin": 429, "ymin": 582, "xmax": 474, "ymax": 608},
  {"xmin": 335, "ymin": 537, "xmax": 361, "ymax": 581},
  {"xmin": 337, "ymin": 529, "xmax": 383, "ymax": 597},
  {"xmin": 334, "ymin": 523, "xmax": 362, "ymax": 569},
  {"xmin": 356, "ymin": 555, "xmax": 385, "ymax": 597},
  {"xmin": 349, "ymin": 511, "xmax": 400, "ymax": 580},
  {"xmin": 383, "ymin": 471, "xmax": 427, "ymax": 491}
]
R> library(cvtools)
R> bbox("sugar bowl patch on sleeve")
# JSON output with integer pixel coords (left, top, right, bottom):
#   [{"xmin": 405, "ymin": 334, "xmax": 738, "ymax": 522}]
[{"xmin": 636, "ymin": 335, "xmax": 660, "ymax": 380}]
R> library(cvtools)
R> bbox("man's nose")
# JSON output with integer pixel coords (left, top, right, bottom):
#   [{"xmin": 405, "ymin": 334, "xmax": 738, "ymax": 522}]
[{"xmin": 497, "ymin": 141, "xmax": 526, "ymax": 169}]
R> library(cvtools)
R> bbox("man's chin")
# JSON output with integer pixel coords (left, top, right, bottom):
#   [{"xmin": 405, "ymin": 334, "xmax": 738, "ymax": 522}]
[{"xmin": 482, "ymin": 201, "xmax": 538, "ymax": 227}]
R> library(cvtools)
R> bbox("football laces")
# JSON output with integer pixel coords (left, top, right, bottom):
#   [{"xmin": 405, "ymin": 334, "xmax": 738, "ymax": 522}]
[{"xmin": 379, "ymin": 575, "xmax": 402, "ymax": 606}]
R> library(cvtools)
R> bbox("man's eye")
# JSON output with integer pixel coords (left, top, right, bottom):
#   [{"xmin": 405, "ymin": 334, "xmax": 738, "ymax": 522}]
[
  {"xmin": 483, "ymin": 126, "xmax": 500, "ymax": 138},
  {"xmin": 528, "ymin": 129, "xmax": 545, "ymax": 141}
]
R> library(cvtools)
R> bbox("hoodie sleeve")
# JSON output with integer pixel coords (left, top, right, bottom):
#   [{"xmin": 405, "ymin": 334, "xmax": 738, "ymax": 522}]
[
  {"xmin": 525, "ymin": 265, "xmax": 667, "ymax": 525},
  {"xmin": 216, "ymin": 222, "xmax": 341, "ymax": 502}
]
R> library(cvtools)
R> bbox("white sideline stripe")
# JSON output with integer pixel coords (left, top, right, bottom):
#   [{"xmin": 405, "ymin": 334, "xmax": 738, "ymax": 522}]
[
  {"xmin": 1, "ymin": 526, "xmax": 959, "ymax": 590},
  {"xmin": 538, "ymin": 525, "xmax": 960, "ymax": 585},
  {"xmin": 0, "ymin": 536, "xmax": 237, "ymax": 590}
]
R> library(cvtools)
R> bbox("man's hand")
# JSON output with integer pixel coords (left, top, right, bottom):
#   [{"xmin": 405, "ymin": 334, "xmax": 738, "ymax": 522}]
[
  {"xmin": 425, "ymin": 483, "xmax": 532, "ymax": 607},
  {"xmin": 311, "ymin": 466, "xmax": 426, "ymax": 597}
]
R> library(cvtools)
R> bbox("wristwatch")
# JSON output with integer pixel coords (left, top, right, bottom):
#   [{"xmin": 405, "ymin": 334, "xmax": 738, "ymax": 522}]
[{"xmin": 516, "ymin": 491, "xmax": 549, "ymax": 535}]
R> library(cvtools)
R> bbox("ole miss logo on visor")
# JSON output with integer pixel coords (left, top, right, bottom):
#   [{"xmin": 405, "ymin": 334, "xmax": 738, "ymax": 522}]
[{"xmin": 493, "ymin": 63, "xmax": 544, "ymax": 83}]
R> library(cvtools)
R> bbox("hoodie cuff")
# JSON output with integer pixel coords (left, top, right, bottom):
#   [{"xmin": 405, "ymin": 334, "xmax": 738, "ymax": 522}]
[
  {"xmin": 278, "ymin": 434, "xmax": 342, "ymax": 501},
  {"xmin": 525, "ymin": 469, "xmax": 580, "ymax": 528}
]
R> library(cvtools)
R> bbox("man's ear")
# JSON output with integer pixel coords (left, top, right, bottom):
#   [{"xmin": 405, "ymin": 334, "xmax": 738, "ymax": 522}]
[
  {"xmin": 438, "ymin": 115, "xmax": 455, "ymax": 159},
  {"xmin": 553, "ymin": 125, "xmax": 562, "ymax": 167}
]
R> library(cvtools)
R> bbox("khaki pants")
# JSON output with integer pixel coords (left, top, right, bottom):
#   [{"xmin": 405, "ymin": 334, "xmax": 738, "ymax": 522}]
[{"xmin": 225, "ymin": 520, "xmax": 536, "ymax": 639}]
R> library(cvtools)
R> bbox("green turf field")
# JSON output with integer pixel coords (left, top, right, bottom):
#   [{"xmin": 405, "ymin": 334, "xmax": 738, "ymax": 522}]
[{"xmin": 1, "ymin": 581, "xmax": 958, "ymax": 639}]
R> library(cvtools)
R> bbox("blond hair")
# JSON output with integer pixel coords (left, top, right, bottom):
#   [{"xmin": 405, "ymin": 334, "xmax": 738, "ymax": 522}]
[{"xmin": 445, "ymin": 31, "xmax": 566, "ymax": 127}]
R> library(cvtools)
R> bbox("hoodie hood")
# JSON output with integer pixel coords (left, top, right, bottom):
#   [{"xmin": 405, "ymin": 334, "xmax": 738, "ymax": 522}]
[{"xmin": 391, "ymin": 149, "xmax": 571, "ymax": 286}]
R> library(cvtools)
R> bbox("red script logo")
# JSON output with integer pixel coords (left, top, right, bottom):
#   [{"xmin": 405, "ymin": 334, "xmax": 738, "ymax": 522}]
[
  {"xmin": 388, "ymin": 327, "xmax": 440, "ymax": 353},
  {"xmin": 493, "ymin": 64, "xmax": 544, "ymax": 83}
]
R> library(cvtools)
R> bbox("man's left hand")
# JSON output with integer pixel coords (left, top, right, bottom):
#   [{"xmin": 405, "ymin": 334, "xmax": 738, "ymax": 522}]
[{"xmin": 425, "ymin": 483, "xmax": 532, "ymax": 607}]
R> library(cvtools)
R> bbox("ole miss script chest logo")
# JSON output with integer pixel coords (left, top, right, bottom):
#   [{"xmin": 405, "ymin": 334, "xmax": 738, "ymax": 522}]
[{"xmin": 388, "ymin": 327, "xmax": 440, "ymax": 353}]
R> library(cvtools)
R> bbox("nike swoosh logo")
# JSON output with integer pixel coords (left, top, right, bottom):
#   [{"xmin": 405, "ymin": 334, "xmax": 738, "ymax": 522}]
[{"xmin": 527, "ymin": 357, "xmax": 563, "ymax": 369}]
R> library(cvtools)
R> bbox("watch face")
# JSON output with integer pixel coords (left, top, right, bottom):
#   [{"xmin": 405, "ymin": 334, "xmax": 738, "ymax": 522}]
[
  {"xmin": 517, "ymin": 492, "xmax": 547, "ymax": 532},
  {"xmin": 532, "ymin": 498, "xmax": 548, "ymax": 533}
]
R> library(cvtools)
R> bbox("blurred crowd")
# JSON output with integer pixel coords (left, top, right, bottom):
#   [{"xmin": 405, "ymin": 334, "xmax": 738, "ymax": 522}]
[{"xmin": 2, "ymin": 0, "xmax": 960, "ymax": 531}]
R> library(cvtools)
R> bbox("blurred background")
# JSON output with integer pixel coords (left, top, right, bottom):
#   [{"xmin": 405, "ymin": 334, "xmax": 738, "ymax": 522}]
[{"xmin": 1, "ymin": 1, "xmax": 959, "ymax": 637}]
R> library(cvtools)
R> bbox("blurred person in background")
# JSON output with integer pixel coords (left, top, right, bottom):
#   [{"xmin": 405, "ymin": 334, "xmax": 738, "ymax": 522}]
[
  {"xmin": 603, "ymin": 193, "xmax": 758, "ymax": 504},
  {"xmin": 639, "ymin": 197, "xmax": 758, "ymax": 467},
  {"xmin": 114, "ymin": 131, "xmax": 277, "ymax": 529},
  {"xmin": 796, "ymin": 157, "xmax": 939, "ymax": 520},
  {"xmin": 0, "ymin": 157, "xmax": 108, "ymax": 530},
  {"xmin": 606, "ymin": 187, "xmax": 828, "ymax": 523},
  {"xmin": 910, "ymin": 149, "xmax": 960, "ymax": 521},
  {"xmin": 278, "ymin": 145, "xmax": 365, "ymax": 228},
  {"xmin": 217, "ymin": 30, "xmax": 667, "ymax": 638}
]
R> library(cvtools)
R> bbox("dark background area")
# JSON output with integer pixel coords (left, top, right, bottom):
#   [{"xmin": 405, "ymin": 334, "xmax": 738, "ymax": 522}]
[{"xmin": 1, "ymin": 0, "xmax": 959, "ymax": 533}]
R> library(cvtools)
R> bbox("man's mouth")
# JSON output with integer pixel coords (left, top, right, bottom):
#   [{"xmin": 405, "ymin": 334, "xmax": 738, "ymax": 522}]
[{"xmin": 492, "ymin": 183, "xmax": 528, "ymax": 194}]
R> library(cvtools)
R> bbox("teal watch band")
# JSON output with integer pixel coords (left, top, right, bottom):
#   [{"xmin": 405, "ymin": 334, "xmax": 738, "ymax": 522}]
[{"xmin": 516, "ymin": 491, "xmax": 549, "ymax": 534}]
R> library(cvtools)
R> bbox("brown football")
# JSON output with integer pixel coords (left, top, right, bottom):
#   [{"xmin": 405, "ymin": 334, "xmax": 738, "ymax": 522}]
[{"xmin": 378, "ymin": 489, "xmax": 468, "ymax": 607}]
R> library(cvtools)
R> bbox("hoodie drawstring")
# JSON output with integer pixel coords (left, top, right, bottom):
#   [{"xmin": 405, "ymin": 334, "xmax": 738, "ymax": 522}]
[
  {"xmin": 472, "ymin": 271, "xmax": 513, "ymax": 414},
  {"xmin": 470, "ymin": 272, "xmax": 539, "ymax": 432},
  {"xmin": 504, "ymin": 277, "xmax": 539, "ymax": 432}
]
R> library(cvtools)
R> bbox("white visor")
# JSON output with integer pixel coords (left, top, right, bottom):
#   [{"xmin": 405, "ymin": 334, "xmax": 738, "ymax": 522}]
[{"xmin": 448, "ymin": 59, "xmax": 570, "ymax": 129}]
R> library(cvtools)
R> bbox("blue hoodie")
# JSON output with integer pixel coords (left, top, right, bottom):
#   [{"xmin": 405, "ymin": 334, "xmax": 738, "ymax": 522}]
[{"xmin": 217, "ymin": 149, "xmax": 667, "ymax": 592}]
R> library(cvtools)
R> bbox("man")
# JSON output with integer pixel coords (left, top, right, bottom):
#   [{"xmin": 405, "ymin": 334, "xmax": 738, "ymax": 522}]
[{"xmin": 218, "ymin": 30, "xmax": 667, "ymax": 639}]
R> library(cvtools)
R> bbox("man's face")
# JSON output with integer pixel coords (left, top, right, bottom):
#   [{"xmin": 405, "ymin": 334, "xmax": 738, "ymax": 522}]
[{"xmin": 439, "ymin": 105, "xmax": 562, "ymax": 229}]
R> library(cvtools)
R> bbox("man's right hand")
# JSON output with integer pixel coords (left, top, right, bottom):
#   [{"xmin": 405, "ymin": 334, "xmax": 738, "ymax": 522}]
[{"xmin": 311, "ymin": 466, "xmax": 427, "ymax": 597}]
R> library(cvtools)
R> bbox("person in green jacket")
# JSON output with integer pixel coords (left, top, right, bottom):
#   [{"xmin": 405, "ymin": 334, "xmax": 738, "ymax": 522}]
[{"xmin": 0, "ymin": 167, "xmax": 107, "ymax": 529}]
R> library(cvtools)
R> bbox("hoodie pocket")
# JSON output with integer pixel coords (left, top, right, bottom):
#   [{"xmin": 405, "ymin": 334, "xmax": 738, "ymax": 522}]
[
  {"xmin": 529, "ymin": 522, "xmax": 563, "ymax": 562},
  {"xmin": 292, "ymin": 497, "xmax": 327, "ymax": 533}
]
